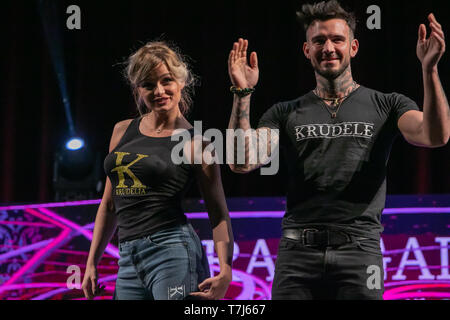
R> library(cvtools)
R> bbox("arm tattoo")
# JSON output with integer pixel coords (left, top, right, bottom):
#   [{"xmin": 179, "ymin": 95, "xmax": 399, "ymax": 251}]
[{"xmin": 228, "ymin": 95, "xmax": 280, "ymax": 172}]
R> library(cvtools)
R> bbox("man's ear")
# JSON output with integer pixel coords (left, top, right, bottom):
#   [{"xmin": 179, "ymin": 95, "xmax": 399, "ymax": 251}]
[
  {"xmin": 350, "ymin": 38, "xmax": 359, "ymax": 58},
  {"xmin": 303, "ymin": 42, "xmax": 311, "ymax": 59}
]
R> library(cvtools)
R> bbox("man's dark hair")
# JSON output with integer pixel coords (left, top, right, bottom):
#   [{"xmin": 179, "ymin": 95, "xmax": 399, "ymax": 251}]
[{"xmin": 296, "ymin": 0, "xmax": 357, "ymax": 38}]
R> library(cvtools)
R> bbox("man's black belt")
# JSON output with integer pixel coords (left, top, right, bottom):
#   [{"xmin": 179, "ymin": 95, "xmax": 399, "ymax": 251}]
[{"xmin": 282, "ymin": 228, "xmax": 365, "ymax": 247}]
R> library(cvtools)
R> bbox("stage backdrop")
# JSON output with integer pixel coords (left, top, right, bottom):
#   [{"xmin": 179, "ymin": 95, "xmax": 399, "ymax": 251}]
[
  {"xmin": 1, "ymin": 0, "xmax": 450, "ymax": 203},
  {"xmin": 0, "ymin": 195, "xmax": 449, "ymax": 300}
]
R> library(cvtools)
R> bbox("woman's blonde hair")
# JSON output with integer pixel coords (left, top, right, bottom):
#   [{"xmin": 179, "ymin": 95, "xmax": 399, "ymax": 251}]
[{"xmin": 124, "ymin": 41, "xmax": 197, "ymax": 116}]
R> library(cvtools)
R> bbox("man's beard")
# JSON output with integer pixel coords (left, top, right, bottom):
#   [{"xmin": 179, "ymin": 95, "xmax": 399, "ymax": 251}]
[{"xmin": 314, "ymin": 58, "xmax": 350, "ymax": 80}]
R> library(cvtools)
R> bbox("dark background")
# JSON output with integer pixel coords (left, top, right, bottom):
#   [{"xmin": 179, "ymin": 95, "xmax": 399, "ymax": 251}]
[{"xmin": 1, "ymin": 0, "xmax": 449, "ymax": 204}]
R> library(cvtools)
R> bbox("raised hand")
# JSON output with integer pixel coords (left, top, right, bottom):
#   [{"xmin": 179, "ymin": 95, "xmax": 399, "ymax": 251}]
[
  {"xmin": 417, "ymin": 13, "xmax": 446, "ymax": 72},
  {"xmin": 228, "ymin": 38, "xmax": 259, "ymax": 89}
]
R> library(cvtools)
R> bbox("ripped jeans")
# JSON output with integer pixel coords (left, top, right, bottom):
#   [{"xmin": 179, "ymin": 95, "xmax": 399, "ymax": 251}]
[{"xmin": 113, "ymin": 223, "xmax": 210, "ymax": 300}]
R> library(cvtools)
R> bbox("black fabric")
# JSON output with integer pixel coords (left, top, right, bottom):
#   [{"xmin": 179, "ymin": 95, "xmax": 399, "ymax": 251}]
[
  {"xmin": 104, "ymin": 117, "xmax": 195, "ymax": 242},
  {"xmin": 258, "ymin": 86, "xmax": 420, "ymax": 240},
  {"xmin": 271, "ymin": 237, "xmax": 384, "ymax": 300}
]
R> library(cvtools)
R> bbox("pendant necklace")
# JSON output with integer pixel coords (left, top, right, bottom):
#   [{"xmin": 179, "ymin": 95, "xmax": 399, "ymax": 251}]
[{"xmin": 313, "ymin": 81, "xmax": 358, "ymax": 118}]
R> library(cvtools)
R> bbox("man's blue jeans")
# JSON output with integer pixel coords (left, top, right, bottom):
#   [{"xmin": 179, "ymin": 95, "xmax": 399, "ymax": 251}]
[{"xmin": 113, "ymin": 223, "xmax": 210, "ymax": 300}]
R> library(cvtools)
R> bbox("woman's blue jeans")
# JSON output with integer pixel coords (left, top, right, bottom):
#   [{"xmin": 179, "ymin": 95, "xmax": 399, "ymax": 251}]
[{"xmin": 113, "ymin": 223, "xmax": 210, "ymax": 300}]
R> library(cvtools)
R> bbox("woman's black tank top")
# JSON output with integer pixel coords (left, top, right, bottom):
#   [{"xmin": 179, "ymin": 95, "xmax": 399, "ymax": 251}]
[{"xmin": 104, "ymin": 117, "xmax": 194, "ymax": 242}]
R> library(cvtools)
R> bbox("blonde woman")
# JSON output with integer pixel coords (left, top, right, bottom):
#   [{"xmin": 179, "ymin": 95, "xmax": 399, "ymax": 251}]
[{"xmin": 82, "ymin": 41, "xmax": 233, "ymax": 300}]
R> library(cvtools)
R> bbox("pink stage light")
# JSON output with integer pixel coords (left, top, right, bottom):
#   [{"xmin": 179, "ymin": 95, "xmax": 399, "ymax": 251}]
[
  {"xmin": 384, "ymin": 283, "xmax": 450, "ymax": 300},
  {"xmin": 1, "ymin": 198, "xmax": 450, "ymax": 216},
  {"xmin": 0, "ymin": 221, "xmax": 56, "ymax": 228},
  {"xmin": 1, "ymin": 199, "xmax": 449, "ymax": 300},
  {"xmin": 2, "ymin": 208, "xmax": 72, "ymax": 287},
  {"xmin": 38, "ymin": 207, "xmax": 119, "ymax": 258}
]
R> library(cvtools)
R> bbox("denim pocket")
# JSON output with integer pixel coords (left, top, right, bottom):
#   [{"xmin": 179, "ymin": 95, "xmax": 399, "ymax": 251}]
[
  {"xmin": 117, "ymin": 254, "xmax": 131, "ymax": 267},
  {"xmin": 146, "ymin": 227, "xmax": 187, "ymax": 248},
  {"xmin": 279, "ymin": 237, "xmax": 301, "ymax": 250},
  {"xmin": 355, "ymin": 239, "xmax": 382, "ymax": 256}
]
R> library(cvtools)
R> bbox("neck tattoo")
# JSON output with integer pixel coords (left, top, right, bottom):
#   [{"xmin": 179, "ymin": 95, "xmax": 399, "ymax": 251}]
[{"xmin": 313, "ymin": 81, "xmax": 358, "ymax": 118}]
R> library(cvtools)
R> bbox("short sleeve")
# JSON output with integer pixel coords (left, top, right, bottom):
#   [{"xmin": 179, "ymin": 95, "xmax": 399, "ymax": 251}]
[
  {"xmin": 389, "ymin": 93, "xmax": 420, "ymax": 122},
  {"xmin": 257, "ymin": 103, "xmax": 284, "ymax": 130}
]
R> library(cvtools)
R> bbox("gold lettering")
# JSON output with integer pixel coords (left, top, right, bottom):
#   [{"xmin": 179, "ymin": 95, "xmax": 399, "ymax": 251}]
[
  {"xmin": 115, "ymin": 187, "xmax": 147, "ymax": 196},
  {"xmin": 111, "ymin": 152, "xmax": 148, "ymax": 188}
]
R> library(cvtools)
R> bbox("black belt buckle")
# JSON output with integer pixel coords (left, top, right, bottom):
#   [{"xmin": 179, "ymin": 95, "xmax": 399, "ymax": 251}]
[{"xmin": 302, "ymin": 228, "xmax": 319, "ymax": 246}]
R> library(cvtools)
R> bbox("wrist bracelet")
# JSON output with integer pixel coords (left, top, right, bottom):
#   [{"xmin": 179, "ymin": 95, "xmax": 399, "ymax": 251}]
[{"xmin": 230, "ymin": 86, "xmax": 255, "ymax": 97}]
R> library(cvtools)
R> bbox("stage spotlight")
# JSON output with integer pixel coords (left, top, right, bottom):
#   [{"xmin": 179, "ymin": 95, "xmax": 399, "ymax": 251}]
[
  {"xmin": 53, "ymin": 138, "xmax": 103, "ymax": 201},
  {"xmin": 65, "ymin": 137, "xmax": 85, "ymax": 151}
]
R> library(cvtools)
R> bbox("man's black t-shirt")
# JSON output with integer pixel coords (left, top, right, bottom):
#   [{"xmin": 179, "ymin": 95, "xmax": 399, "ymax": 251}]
[{"xmin": 258, "ymin": 85, "xmax": 419, "ymax": 239}]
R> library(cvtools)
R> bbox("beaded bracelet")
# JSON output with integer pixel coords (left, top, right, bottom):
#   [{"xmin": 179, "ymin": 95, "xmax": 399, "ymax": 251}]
[{"xmin": 230, "ymin": 86, "xmax": 255, "ymax": 97}]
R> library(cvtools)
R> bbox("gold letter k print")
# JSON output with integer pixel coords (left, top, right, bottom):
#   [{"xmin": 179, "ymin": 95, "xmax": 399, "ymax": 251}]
[{"xmin": 111, "ymin": 152, "xmax": 148, "ymax": 188}]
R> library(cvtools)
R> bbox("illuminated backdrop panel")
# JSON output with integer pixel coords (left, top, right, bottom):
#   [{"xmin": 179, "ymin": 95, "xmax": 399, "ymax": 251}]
[{"xmin": 0, "ymin": 195, "xmax": 449, "ymax": 300}]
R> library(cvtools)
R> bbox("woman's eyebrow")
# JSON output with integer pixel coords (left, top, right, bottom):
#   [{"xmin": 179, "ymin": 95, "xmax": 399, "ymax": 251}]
[{"xmin": 139, "ymin": 73, "xmax": 172, "ymax": 86}]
